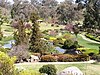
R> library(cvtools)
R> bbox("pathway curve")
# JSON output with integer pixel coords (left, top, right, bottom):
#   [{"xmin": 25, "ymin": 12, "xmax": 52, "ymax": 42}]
[{"xmin": 79, "ymin": 34, "xmax": 100, "ymax": 44}]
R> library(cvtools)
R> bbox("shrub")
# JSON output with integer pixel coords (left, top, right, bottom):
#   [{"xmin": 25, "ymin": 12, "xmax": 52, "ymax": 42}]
[
  {"xmin": 57, "ymin": 54, "xmax": 76, "ymax": 62},
  {"xmin": 0, "ymin": 51, "xmax": 16, "ymax": 75},
  {"xmin": 53, "ymin": 38, "xmax": 64, "ymax": 46},
  {"xmin": 57, "ymin": 54, "xmax": 89, "ymax": 62},
  {"xmin": 62, "ymin": 33, "xmax": 73, "ymax": 39},
  {"xmin": 39, "ymin": 64, "xmax": 57, "ymax": 75},
  {"xmin": 8, "ymin": 45, "xmax": 29, "ymax": 62},
  {"xmin": 62, "ymin": 39, "xmax": 74, "ymax": 49},
  {"xmin": 76, "ymin": 54, "xmax": 89, "ymax": 61},
  {"xmin": 0, "ymin": 48, "xmax": 9, "ymax": 53},
  {"xmin": 41, "ymin": 55, "xmax": 57, "ymax": 62}
]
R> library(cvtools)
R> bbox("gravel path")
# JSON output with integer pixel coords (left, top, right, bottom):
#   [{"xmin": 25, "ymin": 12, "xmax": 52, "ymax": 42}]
[{"xmin": 15, "ymin": 60, "xmax": 96, "ymax": 66}]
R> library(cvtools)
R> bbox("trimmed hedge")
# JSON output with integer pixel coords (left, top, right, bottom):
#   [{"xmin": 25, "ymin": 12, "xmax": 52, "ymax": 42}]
[
  {"xmin": 40, "ymin": 54, "xmax": 89, "ymax": 62},
  {"xmin": 41, "ymin": 55, "xmax": 57, "ymax": 62},
  {"xmin": 57, "ymin": 54, "xmax": 89, "ymax": 62}
]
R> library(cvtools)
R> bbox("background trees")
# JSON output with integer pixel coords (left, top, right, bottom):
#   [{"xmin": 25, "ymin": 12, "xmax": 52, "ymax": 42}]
[
  {"xmin": 76, "ymin": 0, "xmax": 100, "ymax": 31},
  {"xmin": 56, "ymin": 0, "xmax": 83, "ymax": 24}
]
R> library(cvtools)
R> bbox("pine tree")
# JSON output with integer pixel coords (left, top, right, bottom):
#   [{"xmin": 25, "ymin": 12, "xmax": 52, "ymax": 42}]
[{"xmin": 29, "ymin": 12, "xmax": 43, "ymax": 53}]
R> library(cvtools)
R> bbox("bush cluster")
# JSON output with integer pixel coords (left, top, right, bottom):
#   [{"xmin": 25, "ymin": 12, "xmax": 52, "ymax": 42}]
[
  {"xmin": 57, "ymin": 54, "xmax": 89, "ymax": 62},
  {"xmin": 41, "ymin": 55, "xmax": 57, "ymax": 62},
  {"xmin": 40, "ymin": 54, "xmax": 89, "ymax": 62}
]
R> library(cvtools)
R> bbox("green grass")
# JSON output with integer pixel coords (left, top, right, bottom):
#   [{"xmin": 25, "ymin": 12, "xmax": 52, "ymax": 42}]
[
  {"xmin": 15, "ymin": 63, "xmax": 100, "ymax": 75},
  {"xmin": 0, "ymin": 36, "xmax": 13, "ymax": 45},
  {"xmin": 77, "ymin": 35, "xmax": 100, "ymax": 50},
  {"xmin": 1, "ymin": 23, "xmax": 14, "ymax": 35}
]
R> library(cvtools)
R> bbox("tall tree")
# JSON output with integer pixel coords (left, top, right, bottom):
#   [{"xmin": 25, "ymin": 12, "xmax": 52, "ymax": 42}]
[
  {"xmin": 76, "ymin": 0, "xmax": 100, "ymax": 30},
  {"xmin": 9, "ymin": 0, "xmax": 33, "ymax": 61},
  {"xmin": 38, "ymin": 0, "xmax": 58, "ymax": 21},
  {"xmin": 29, "ymin": 12, "xmax": 43, "ymax": 53},
  {"xmin": 11, "ymin": 0, "xmax": 34, "ymax": 45},
  {"xmin": 56, "ymin": 0, "xmax": 83, "ymax": 24}
]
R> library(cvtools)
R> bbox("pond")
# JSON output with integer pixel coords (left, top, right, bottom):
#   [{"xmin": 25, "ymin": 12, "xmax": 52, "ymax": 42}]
[
  {"xmin": 55, "ymin": 46, "xmax": 65, "ymax": 53},
  {"xmin": 3, "ymin": 40, "xmax": 15, "ymax": 48},
  {"xmin": 3, "ymin": 40, "xmax": 65, "ymax": 53},
  {"xmin": 49, "ymin": 42, "xmax": 65, "ymax": 53}
]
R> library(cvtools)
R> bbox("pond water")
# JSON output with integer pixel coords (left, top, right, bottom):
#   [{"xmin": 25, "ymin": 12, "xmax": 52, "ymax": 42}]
[
  {"xmin": 3, "ymin": 40, "xmax": 15, "ymax": 48},
  {"xmin": 49, "ymin": 42, "xmax": 65, "ymax": 53},
  {"xmin": 3, "ymin": 40, "xmax": 65, "ymax": 53},
  {"xmin": 55, "ymin": 47, "xmax": 65, "ymax": 53}
]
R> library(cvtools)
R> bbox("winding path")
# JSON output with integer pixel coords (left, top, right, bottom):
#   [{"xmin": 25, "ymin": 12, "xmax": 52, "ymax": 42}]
[{"xmin": 79, "ymin": 34, "xmax": 100, "ymax": 44}]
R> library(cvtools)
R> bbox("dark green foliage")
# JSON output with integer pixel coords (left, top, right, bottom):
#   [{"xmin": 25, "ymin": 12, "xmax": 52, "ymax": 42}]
[
  {"xmin": 76, "ymin": 0, "xmax": 100, "ymax": 30},
  {"xmin": 53, "ymin": 38, "xmax": 64, "ymax": 46},
  {"xmin": 62, "ymin": 39, "xmax": 79, "ymax": 54},
  {"xmin": 29, "ymin": 12, "xmax": 44, "ymax": 53},
  {"xmin": 39, "ymin": 64, "xmax": 57, "ymax": 75},
  {"xmin": 63, "ymin": 39, "xmax": 74, "ymax": 49}
]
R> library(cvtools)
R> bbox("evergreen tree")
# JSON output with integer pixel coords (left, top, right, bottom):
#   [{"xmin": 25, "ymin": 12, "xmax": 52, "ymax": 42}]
[{"xmin": 29, "ymin": 12, "xmax": 43, "ymax": 53}]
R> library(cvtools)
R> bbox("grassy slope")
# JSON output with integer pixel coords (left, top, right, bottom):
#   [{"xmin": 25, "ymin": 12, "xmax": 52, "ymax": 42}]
[{"xmin": 77, "ymin": 35, "xmax": 99, "ymax": 50}]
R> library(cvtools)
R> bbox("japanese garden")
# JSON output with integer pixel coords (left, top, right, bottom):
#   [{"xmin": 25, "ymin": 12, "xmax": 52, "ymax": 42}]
[{"xmin": 0, "ymin": 0, "xmax": 100, "ymax": 75}]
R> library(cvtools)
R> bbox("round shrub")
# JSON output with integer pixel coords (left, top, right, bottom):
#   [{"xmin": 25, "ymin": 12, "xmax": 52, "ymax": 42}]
[
  {"xmin": 39, "ymin": 64, "xmax": 57, "ymax": 75},
  {"xmin": 41, "ymin": 55, "xmax": 57, "ymax": 62}
]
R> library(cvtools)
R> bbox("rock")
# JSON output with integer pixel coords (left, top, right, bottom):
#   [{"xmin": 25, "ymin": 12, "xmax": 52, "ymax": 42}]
[{"xmin": 58, "ymin": 66, "xmax": 83, "ymax": 75}]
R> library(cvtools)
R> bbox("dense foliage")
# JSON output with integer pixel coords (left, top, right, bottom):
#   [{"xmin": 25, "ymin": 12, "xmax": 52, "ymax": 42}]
[
  {"xmin": 39, "ymin": 64, "xmax": 57, "ymax": 75},
  {"xmin": 76, "ymin": 0, "xmax": 100, "ymax": 30},
  {"xmin": 0, "ymin": 51, "xmax": 16, "ymax": 75}
]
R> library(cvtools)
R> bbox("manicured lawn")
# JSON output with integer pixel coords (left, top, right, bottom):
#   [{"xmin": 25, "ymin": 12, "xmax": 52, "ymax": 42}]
[
  {"xmin": 15, "ymin": 63, "xmax": 100, "ymax": 75},
  {"xmin": 77, "ymin": 34, "xmax": 100, "ymax": 50}
]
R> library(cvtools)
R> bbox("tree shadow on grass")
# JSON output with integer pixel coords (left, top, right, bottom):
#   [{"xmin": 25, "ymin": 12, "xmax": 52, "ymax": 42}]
[{"xmin": 87, "ymin": 43, "xmax": 100, "ymax": 46}]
